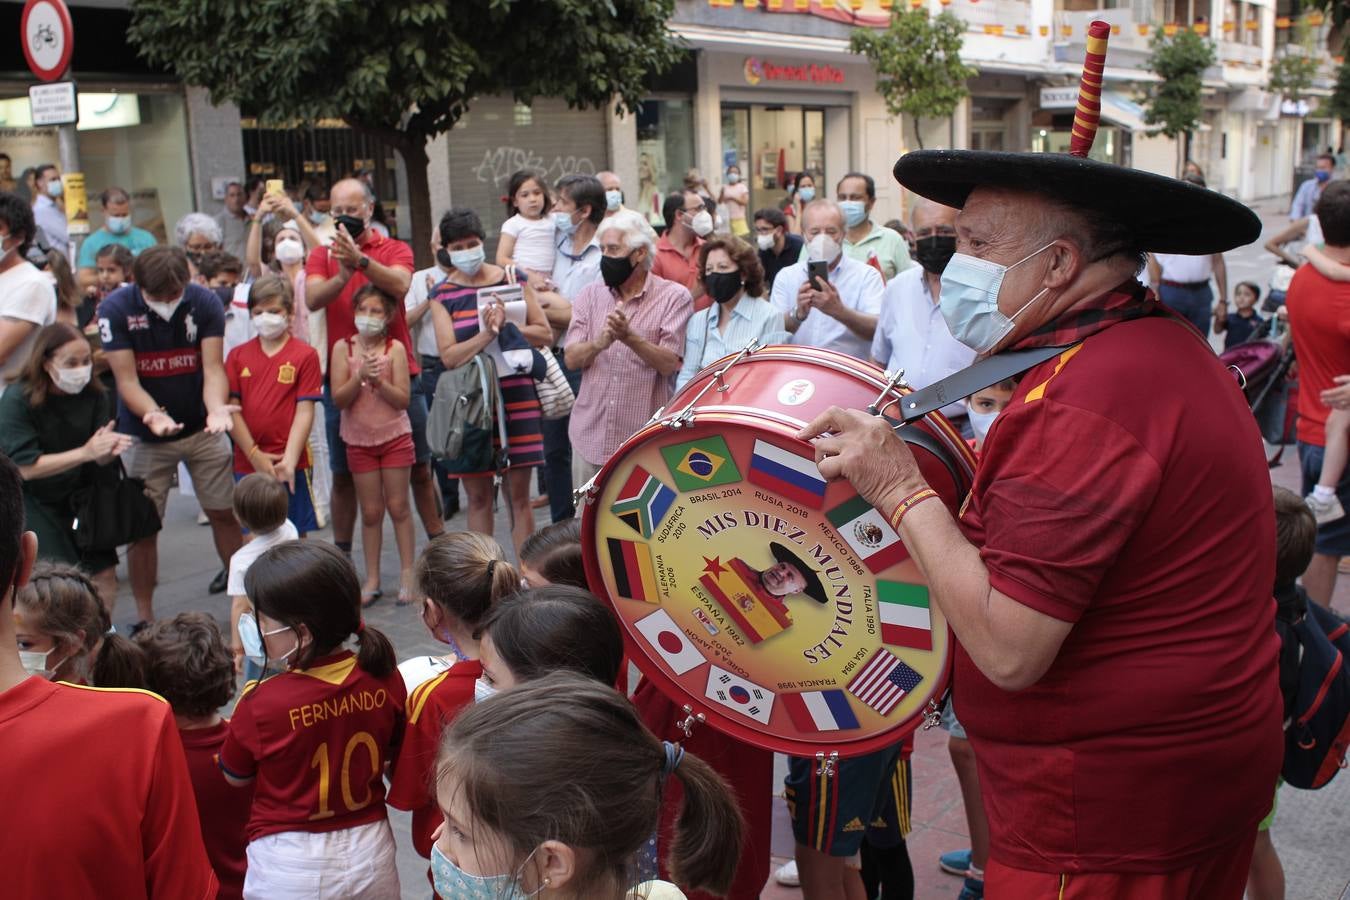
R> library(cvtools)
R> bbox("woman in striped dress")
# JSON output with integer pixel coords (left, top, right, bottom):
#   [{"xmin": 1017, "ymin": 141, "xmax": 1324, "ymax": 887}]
[{"xmin": 429, "ymin": 207, "xmax": 551, "ymax": 552}]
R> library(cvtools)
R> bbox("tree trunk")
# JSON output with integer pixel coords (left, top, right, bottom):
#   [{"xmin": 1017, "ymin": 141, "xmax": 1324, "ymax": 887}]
[
  {"xmin": 914, "ymin": 115, "xmax": 925, "ymax": 151},
  {"xmin": 398, "ymin": 139, "xmax": 434, "ymax": 270}
]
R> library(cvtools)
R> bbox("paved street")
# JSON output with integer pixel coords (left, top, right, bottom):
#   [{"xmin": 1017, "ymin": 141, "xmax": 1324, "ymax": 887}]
[{"xmin": 110, "ymin": 196, "xmax": 1350, "ymax": 899}]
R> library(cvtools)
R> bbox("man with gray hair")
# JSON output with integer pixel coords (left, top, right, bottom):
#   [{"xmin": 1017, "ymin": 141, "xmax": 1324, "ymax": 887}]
[
  {"xmin": 214, "ymin": 180, "xmax": 250, "ymax": 259},
  {"xmin": 78, "ymin": 186, "xmax": 157, "ymax": 271},
  {"xmin": 597, "ymin": 170, "xmax": 629, "ymax": 218},
  {"xmin": 564, "ymin": 209, "xmax": 691, "ymax": 485},
  {"xmin": 769, "ymin": 199, "xmax": 883, "ymax": 360}
]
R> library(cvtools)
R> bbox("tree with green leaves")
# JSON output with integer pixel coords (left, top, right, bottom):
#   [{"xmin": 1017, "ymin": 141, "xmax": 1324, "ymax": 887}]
[
  {"xmin": 1140, "ymin": 28, "xmax": 1216, "ymax": 175},
  {"xmin": 1268, "ymin": 20, "xmax": 1323, "ymax": 107},
  {"xmin": 128, "ymin": 0, "xmax": 682, "ymax": 263},
  {"xmin": 1328, "ymin": 56, "xmax": 1350, "ymax": 121},
  {"xmin": 849, "ymin": 9, "xmax": 977, "ymax": 150}
]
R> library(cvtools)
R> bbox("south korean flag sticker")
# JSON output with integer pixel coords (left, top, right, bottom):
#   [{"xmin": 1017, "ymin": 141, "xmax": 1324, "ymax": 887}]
[{"xmin": 704, "ymin": 665, "xmax": 775, "ymax": 725}]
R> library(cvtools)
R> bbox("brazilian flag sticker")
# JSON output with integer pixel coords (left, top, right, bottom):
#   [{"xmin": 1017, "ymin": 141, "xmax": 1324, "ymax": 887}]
[{"xmin": 660, "ymin": 436, "xmax": 742, "ymax": 492}]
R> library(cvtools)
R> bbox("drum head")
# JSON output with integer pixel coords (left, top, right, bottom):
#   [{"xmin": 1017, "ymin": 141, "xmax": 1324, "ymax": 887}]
[{"xmin": 583, "ymin": 359, "xmax": 975, "ymax": 757}]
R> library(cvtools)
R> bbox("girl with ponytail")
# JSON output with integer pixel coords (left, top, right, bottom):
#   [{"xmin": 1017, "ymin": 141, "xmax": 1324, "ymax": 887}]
[
  {"xmin": 220, "ymin": 540, "xmax": 405, "ymax": 900},
  {"xmin": 14, "ymin": 562, "xmax": 145, "ymax": 687},
  {"xmin": 389, "ymin": 531, "xmax": 518, "ymax": 860},
  {"xmin": 434, "ymin": 674, "xmax": 744, "ymax": 900}
]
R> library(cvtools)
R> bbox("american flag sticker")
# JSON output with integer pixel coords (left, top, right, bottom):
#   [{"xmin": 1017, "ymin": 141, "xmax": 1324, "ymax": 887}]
[
  {"xmin": 846, "ymin": 648, "xmax": 923, "ymax": 717},
  {"xmin": 703, "ymin": 665, "xmax": 775, "ymax": 724}
]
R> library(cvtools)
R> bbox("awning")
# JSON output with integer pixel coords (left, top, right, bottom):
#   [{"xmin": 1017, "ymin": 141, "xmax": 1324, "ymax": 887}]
[{"xmin": 1099, "ymin": 91, "xmax": 1148, "ymax": 132}]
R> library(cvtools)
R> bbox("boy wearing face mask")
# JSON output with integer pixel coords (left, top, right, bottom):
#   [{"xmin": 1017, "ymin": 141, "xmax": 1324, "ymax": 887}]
[
  {"xmin": 754, "ymin": 206, "xmax": 805, "ymax": 292},
  {"xmin": 966, "ymin": 379, "xmax": 1015, "ymax": 452},
  {"xmin": 225, "ymin": 274, "xmax": 321, "ymax": 539},
  {"xmin": 652, "ymin": 189, "xmax": 713, "ymax": 308}
]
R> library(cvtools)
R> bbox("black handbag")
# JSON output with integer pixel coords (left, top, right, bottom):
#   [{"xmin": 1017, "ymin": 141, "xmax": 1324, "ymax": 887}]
[{"xmin": 71, "ymin": 460, "xmax": 162, "ymax": 552}]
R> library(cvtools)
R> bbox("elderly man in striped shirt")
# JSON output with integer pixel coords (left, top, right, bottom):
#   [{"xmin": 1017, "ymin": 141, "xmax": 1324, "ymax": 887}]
[{"xmin": 564, "ymin": 210, "xmax": 693, "ymax": 488}]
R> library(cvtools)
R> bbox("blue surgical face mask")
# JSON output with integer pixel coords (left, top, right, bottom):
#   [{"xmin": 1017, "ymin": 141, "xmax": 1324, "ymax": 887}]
[
  {"xmin": 551, "ymin": 210, "xmax": 579, "ymax": 236},
  {"xmin": 105, "ymin": 215, "xmax": 131, "ymax": 235},
  {"xmin": 939, "ymin": 243, "xmax": 1053, "ymax": 355},
  {"xmin": 1316, "ymin": 169, "xmax": 1332, "ymax": 183},
  {"xmin": 839, "ymin": 200, "xmax": 867, "ymax": 228},
  {"xmin": 46, "ymin": 178, "xmax": 63, "ymax": 199},
  {"xmin": 605, "ymin": 190, "xmax": 623, "ymax": 211},
  {"xmin": 431, "ymin": 843, "xmax": 542, "ymax": 900},
  {"xmin": 238, "ymin": 612, "xmax": 298, "ymax": 670},
  {"xmin": 797, "ymin": 186, "xmax": 816, "ymax": 203},
  {"xmin": 450, "ymin": 246, "xmax": 485, "ymax": 275}
]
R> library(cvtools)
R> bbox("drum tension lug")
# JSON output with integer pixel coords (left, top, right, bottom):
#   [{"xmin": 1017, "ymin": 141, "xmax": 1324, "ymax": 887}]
[
  {"xmin": 921, "ymin": 699, "xmax": 942, "ymax": 731},
  {"xmin": 867, "ymin": 368, "xmax": 908, "ymax": 416},
  {"xmin": 572, "ymin": 473, "xmax": 600, "ymax": 508},
  {"xmin": 677, "ymin": 705, "xmax": 706, "ymax": 739},
  {"xmin": 815, "ymin": 751, "xmax": 839, "ymax": 779}
]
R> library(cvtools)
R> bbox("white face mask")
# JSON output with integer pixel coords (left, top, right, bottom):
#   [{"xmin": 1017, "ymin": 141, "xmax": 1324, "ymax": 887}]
[
  {"xmin": 19, "ymin": 646, "xmax": 68, "ymax": 680},
  {"xmin": 450, "ymin": 246, "xmax": 485, "ymax": 275},
  {"xmin": 939, "ymin": 243, "xmax": 1053, "ymax": 355},
  {"xmin": 50, "ymin": 364, "xmax": 92, "ymax": 394},
  {"xmin": 807, "ymin": 233, "xmax": 841, "ymax": 263},
  {"xmin": 551, "ymin": 210, "xmax": 579, "ymax": 236},
  {"xmin": 688, "ymin": 210, "xmax": 714, "ymax": 238},
  {"xmin": 105, "ymin": 215, "xmax": 132, "ymax": 236},
  {"xmin": 967, "ymin": 405, "xmax": 1000, "ymax": 443},
  {"xmin": 756, "ymin": 233, "xmax": 775, "ymax": 252},
  {"xmin": 144, "ymin": 296, "xmax": 182, "ymax": 321},
  {"xmin": 274, "ymin": 239, "xmax": 305, "ymax": 265},
  {"xmin": 354, "ymin": 315, "xmax": 386, "ymax": 337},
  {"xmin": 253, "ymin": 312, "xmax": 289, "ymax": 340},
  {"xmin": 474, "ymin": 677, "xmax": 497, "ymax": 702},
  {"xmin": 727, "ymin": 172, "xmax": 741, "ymax": 184},
  {"xmin": 605, "ymin": 190, "xmax": 623, "ymax": 211}
]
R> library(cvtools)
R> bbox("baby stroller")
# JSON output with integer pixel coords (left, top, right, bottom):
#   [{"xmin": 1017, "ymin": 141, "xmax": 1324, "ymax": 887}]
[{"xmin": 1218, "ymin": 316, "xmax": 1296, "ymax": 466}]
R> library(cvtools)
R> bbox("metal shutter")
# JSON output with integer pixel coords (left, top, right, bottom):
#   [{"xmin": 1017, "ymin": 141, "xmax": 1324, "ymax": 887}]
[{"xmin": 448, "ymin": 97, "xmax": 610, "ymax": 258}]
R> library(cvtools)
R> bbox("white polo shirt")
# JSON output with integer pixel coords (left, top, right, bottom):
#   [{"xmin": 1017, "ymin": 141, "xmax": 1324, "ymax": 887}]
[
  {"xmin": 769, "ymin": 254, "xmax": 884, "ymax": 360},
  {"xmin": 870, "ymin": 266, "xmax": 975, "ymax": 420}
]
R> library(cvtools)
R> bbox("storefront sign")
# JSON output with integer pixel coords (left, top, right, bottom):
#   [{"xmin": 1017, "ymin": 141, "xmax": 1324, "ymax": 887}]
[
  {"xmin": 1280, "ymin": 98, "xmax": 1311, "ymax": 117},
  {"xmin": 744, "ymin": 57, "xmax": 845, "ymax": 86},
  {"xmin": 1039, "ymin": 87, "xmax": 1079, "ymax": 110},
  {"xmin": 21, "ymin": 0, "xmax": 74, "ymax": 83},
  {"xmin": 27, "ymin": 81, "xmax": 77, "ymax": 127}
]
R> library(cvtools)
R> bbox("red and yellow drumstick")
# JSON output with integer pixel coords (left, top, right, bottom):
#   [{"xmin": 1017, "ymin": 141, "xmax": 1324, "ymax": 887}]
[{"xmin": 1068, "ymin": 20, "xmax": 1111, "ymax": 158}]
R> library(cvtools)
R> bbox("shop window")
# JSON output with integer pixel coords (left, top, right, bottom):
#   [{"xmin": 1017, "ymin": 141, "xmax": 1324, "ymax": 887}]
[{"xmin": 637, "ymin": 98, "xmax": 696, "ymax": 229}]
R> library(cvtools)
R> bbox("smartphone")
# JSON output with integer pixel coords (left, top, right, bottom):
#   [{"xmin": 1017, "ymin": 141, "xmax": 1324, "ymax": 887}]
[
  {"xmin": 808, "ymin": 260, "xmax": 829, "ymax": 290},
  {"xmin": 266, "ymin": 179, "xmax": 284, "ymax": 196}
]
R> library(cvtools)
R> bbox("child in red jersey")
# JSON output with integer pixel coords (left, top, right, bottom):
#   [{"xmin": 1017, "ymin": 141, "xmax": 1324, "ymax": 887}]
[
  {"xmin": 389, "ymin": 531, "xmax": 519, "ymax": 860},
  {"xmin": 219, "ymin": 540, "xmax": 406, "ymax": 900},
  {"xmin": 226, "ymin": 274, "xmax": 322, "ymax": 535},
  {"xmin": 14, "ymin": 563, "xmax": 145, "ymax": 687},
  {"xmin": 432, "ymin": 674, "xmax": 743, "ymax": 900},
  {"xmin": 330, "ymin": 284, "xmax": 415, "ymax": 606},
  {"xmin": 137, "ymin": 612, "xmax": 252, "ymax": 900}
]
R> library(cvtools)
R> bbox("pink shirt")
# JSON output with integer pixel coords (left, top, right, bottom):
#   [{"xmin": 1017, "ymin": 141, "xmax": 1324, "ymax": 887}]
[
  {"xmin": 338, "ymin": 337, "xmax": 411, "ymax": 447},
  {"xmin": 565, "ymin": 271, "xmax": 692, "ymax": 466}
]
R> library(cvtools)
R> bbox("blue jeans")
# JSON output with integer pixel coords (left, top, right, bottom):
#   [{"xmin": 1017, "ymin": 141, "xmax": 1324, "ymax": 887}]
[
  {"xmin": 540, "ymin": 348, "xmax": 582, "ymax": 522},
  {"xmin": 1157, "ymin": 282, "xmax": 1213, "ymax": 337}
]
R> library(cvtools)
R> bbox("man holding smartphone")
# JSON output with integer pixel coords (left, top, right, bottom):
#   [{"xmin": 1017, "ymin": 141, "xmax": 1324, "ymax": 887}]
[{"xmin": 769, "ymin": 199, "xmax": 882, "ymax": 360}]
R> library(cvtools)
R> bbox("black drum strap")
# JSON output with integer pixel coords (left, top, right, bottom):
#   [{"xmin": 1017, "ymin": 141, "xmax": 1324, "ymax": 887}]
[{"xmin": 895, "ymin": 344, "xmax": 1077, "ymax": 423}]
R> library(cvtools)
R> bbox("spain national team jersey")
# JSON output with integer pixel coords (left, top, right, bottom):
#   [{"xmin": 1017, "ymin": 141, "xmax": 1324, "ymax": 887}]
[
  {"xmin": 180, "ymin": 720, "xmax": 251, "ymax": 900},
  {"xmin": 219, "ymin": 650, "xmax": 407, "ymax": 841},
  {"xmin": 1, "ymin": 677, "xmax": 218, "ymax": 899},
  {"xmin": 226, "ymin": 335, "xmax": 323, "ymax": 473},
  {"xmin": 387, "ymin": 657, "xmax": 480, "ymax": 858}
]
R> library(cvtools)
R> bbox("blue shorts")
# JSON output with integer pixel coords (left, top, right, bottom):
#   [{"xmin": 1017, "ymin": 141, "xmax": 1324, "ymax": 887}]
[
  {"xmin": 785, "ymin": 743, "xmax": 910, "ymax": 857},
  {"xmin": 234, "ymin": 469, "xmax": 318, "ymax": 535},
  {"xmin": 324, "ymin": 374, "xmax": 430, "ymax": 477},
  {"xmin": 1299, "ymin": 441, "xmax": 1350, "ymax": 557}
]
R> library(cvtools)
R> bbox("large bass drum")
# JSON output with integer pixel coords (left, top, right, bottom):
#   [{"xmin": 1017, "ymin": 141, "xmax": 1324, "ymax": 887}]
[{"xmin": 581, "ymin": 344, "xmax": 975, "ymax": 758}]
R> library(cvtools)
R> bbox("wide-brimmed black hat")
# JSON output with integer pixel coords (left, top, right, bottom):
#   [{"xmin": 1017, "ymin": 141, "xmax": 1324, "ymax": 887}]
[
  {"xmin": 769, "ymin": 542, "xmax": 828, "ymax": 605},
  {"xmin": 893, "ymin": 149, "xmax": 1260, "ymax": 255}
]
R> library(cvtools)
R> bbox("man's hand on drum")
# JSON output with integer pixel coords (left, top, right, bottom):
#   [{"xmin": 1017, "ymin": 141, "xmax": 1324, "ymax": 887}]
[{"xmin": 798, "ymin": 407, "xmax": 928, "ymax": 513}]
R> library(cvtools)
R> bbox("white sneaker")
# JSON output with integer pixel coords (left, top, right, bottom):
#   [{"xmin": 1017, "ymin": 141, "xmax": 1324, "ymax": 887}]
[
  {"xmin": 1306, "ymin": 492, "xmax": 1345, "ymax": 525},
  {"xmin": 196, "ymin": 509, "xmax": 209, "ymax": 526},
  {"xmin": 775, "ymin": 859, "xmax": 800, "ymax": 887}
]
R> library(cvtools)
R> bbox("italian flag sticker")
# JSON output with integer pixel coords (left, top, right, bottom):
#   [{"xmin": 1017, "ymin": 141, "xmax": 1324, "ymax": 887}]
[{"xmin": 877, "ymin": 581, "xmax": 932, "ymax": 651}]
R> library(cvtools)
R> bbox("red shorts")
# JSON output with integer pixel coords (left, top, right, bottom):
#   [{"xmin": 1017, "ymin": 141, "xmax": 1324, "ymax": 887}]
[
  {"xmin": 985, "ymin": 833, "xmax": 1256, "ymax": 900},
  {"xmin": 345, "ymin": 432, "xmax": 414, "ymax": 474}
]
